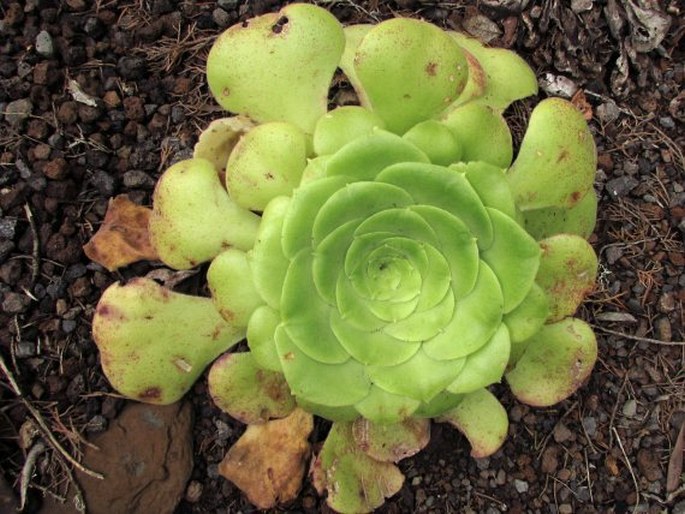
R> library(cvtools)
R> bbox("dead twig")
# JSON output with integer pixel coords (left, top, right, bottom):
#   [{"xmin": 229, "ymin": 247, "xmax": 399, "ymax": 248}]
[
  {"xmin": 19, "ymin": 440, "xmax": 47, "ymax": 510},
  {"xmin": 612, "ymin": 427, "xmax": 640, "ymax": 513},
  {"xmin": 592, "ymin": 325, "xmax": 685, "ymax": 346},
  {"xmin": 24, "ymin": 204, "xmax": 41, "ymax": 290},
  {"xmin": 0, "ymin": 354, "xmax": 104, "ymax": 480}
]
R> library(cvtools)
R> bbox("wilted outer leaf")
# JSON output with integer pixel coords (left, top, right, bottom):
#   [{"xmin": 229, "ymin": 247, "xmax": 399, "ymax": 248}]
[
  {"xmin": 312, "ymin": 422, "xmax": 404, "ymax": 514},
  {"xmin": 83, "ymin": 195, "xmax": 158, "ymax": 272},
  {"xmin": 92, "ymin": 278, "xmax": 245, "ymax": 404},
  {"xmin": 208, "ymin": 352, "xmax": 295, "ymax": 424},
  {"xmin": 438, "ymin": 388, "xmax": 508, "ymax": 458},
  {"xmin": 219, "ymin": 408, "xmax": 313, "ymax": 509},
  {"xmin": 506, "ymin": 317, "xmax": 597, "ymax": 406},
  {"xmin": 352, "ymin": 417, "xmax": 430, "ymax": 462}
]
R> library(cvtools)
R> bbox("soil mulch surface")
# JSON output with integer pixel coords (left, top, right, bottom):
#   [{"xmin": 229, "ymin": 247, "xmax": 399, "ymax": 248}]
[{"xmin": 1, "ymin": 1, "xmax": 683, "ymax": 513}]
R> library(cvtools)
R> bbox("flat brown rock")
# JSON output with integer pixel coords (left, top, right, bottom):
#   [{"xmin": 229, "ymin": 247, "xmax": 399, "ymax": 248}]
[{"xmin": 40, "ymin": 402, "xmax": 193, "ymax": 514}]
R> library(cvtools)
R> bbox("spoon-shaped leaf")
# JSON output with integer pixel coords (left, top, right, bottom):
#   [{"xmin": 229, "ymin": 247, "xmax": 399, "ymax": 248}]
[
  {"xmin": 438, "ymin": 388, "xmax": 508, "ymax": 458},
  {"xmin": 193, "ymin": 116, "xmax": 256, "ymax": 173},
  {"xmin": 92, "ymin": 278, "xmax": 244, "ymax": 404},
  {"xmin": 507, "ymin": 98, "xmax": 597, "ymax": 211},
  {"xmin": 506, "ymin": 317, "xmax": 597, "ymax": 406},
  {"xmin": 206, "ymin": 3, "xmax": 345, "ymax": 133},
  {"xmin": 226, "ymin": 122, "xmax": 309, "ymax": 211},
  {"xmin": 351, "ymin": 417, "xmax": 430, "ymax": 462},
  {"xmin": 353, "ymin": 18, "xmax": 468, "ymax": 134},
  {"xmin": 208, "ymin": 248, "xmax": 263, "ymax": 326},
  {"xmin": 312, "ymin": 422, "xmax": 404, "ymax": 514},
  {"xmin": 441, "ymin": 103, "xmax": 513, "ymax": 168},
  {"xmin": 523, "ymin": 189, "xmax": 598, "ymax": 241},
  {"xmin": 149, "ymin": 158, "xmax": 260, "ymax": 270},
  {"xmin": 536, "ymin": 234, "xmax": 598, "ymax": 322},
  {"xmin": 208, "ymin": 352, "xmax": 295, "ymax": 424},
  {"xmin": 448, "ymin": 32, "xmax": 538, "ymax": 110}
]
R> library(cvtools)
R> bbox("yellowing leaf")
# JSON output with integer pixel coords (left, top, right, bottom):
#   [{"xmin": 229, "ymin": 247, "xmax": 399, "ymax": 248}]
[
  {"xmin": 84, "ymin": 195, "xmax": 158, "ymax": 271},
  {"xmin": 218, "ymin": 408, "xmax": 313, "ymax": 509}
]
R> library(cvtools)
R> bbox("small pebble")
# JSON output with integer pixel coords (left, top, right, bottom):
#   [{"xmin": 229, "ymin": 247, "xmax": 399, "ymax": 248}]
[
  {"xmin": 62, "ymin": 319, "xmax": 77, "ymax": 333},
  {"xmin": 513, "ymin": 479, "xmax": 529, "ymax": 493},
  {"xmin": 0, "ymin": 218, "xmax": 17, "ymax": 239},
  {"xmin": 185, "ymin": 480, "xmax": 203, "ymax": 503},
  {"xmin": 622, "ymin": 399, "xmax": 637, "ymax": 418},
  {"xmin": 582, "ymin": 417, "xmax": 597, "ymax": 437},
  {"xmin": 2, "ymin": 292, "xmax": 30, "ymax": 313},
  {"xmin": 35, "ymin": 30, "xmax": 53, "ymax": 57},
  {"xmin": 4, "ymin": 98, "xmax": 33, "ymax": 127},
  {"xmin": 212, "ymin": 7, "xmax": 231, "ymax": 27},
  {"xmin": 570, "ymin": 0, "xmax": 593, "ymax": 12},
  {"xmin": 596, "ymin": 101, "xmax": 620, "ymax": 124},
  {"xmin": 15, "ymin": 341, "xmax": 37, "ymax": 358}
]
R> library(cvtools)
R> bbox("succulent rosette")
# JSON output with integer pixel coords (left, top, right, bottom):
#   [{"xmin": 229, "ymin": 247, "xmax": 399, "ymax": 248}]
[{"xmin": 90, "ymin": 4, "xmax": 600, "ymax": 513}]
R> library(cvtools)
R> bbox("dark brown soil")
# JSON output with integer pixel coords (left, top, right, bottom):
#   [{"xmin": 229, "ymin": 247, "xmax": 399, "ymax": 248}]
[{"xmin": 1, "ymin": 1, "xmax": 683, "ymax": 513}]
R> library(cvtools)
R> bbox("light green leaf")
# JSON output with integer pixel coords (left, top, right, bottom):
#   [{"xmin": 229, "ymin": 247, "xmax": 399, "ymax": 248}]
[
  {"xmin": 446, "ymin": 324, "xmax": 510, "ymax": 394},
  {"xmin": 441, "ymin": 103, "xmax": 513, "ymax": 168},
  {"xmin": 226, "ymin": 122, "xmax": 309, "ymax": 211},
  {"xmin": 506, "ymin": 318, "xmax": 597, "ymax": 406},
  {"xmin": 208, "ymin": 248, "xmax": 263, "ymax": 327},
  {"xmin": 325, "ymin": 129, "xmax": 429, "ymax": 181},
  {"xmin": 480, "ymin": 207, "xmax": 540, "ymax": 313},
  {"xmin": 439, "ymin": 388, "xmax": 508, "ymax": 457},
  {"xmin": 351, "ymin": 417, "xmax": 429, "ymax": 461},
  {"xmin": 208, "ymin": 352, "xmax": 295, "ymax": 424},
  {"xmin": 536, "ymin": 234, "xmax": 598, "ymax": 321},
  {"xmin": 275, "ymin": 325, "xmax": 371, "ymax": 407},
  {"xmin": 353, "ymin": 18, "xmax": 468, "ymax": 133},
  {"xmin": 312, "ymin": 422, "xmax": 404, "ymax": 514},
  {"xmin": 507, "ymin": 98, "xmax": 597, "ymax": 210},
  {"xmin": 206, "ymin": 3, "xmax": 345, "ymax": 133}
]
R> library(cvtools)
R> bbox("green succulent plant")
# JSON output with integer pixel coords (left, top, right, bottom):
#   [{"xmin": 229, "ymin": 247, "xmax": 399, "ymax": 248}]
[{"xmin": 90, "ymin": 4, "xmax": 600, "ymax": 513}]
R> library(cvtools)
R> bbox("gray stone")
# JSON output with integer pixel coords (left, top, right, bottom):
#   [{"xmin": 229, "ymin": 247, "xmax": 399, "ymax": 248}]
[
  {"xmin": 35, "ymin": 30, "xmax": 54, "ymax": 57},
  {"xmin": 659, "ymin": 116, "xmax": 675, "ymax": 129},
  {"xmin": 0, "ymin": 218, "xmax": 17, "ymax": 239},
  {"xmin": 4, "ymin": 98, "xmax": 33, "ymax": 127},
  {"xmin": 513, "ymin": 479, "xmax": 529, "ymax": 493},
  {"xmin": 123, "ymin": 170, "xmax": 155, "ymax": 189},
  {"xmin": 605, "ymin": 176, "xmax": 638, "ymax": 198},
  {"xmin": 622, "ymin": 399, "xmax": 637, "ymax": 417},
  {"xmin": 2, "ymin": 292, "xmax": 30, "ymax": 313},
  {"xmin": 212, "ymin": 7, "xmax": 231, "ymax": 28},
  {"xmin": 596, "ymin": 101, "xmax": 620, "ymax": 124},
  {"xmin": 582, "ymin": 417, "xmax": 597, "ymax": 437}
]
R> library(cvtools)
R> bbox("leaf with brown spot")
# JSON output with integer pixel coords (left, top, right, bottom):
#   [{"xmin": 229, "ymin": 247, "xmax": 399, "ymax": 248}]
[
  {"xmin": 219, "ymin": 408, "xmax": 313, "ymax": 509},
  {"xmin": 311, "ymin": 421, "xmax": 404, "ymax": 514},
  {"xmin": 84, "ymin": 195, "xmax": 158, "ymax": 271},
  {"xmin": 667, "ymin": 417, "xmax": 685, "ymax": 493}
]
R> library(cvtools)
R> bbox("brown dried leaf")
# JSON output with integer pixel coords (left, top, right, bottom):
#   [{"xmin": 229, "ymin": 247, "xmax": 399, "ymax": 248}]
[
  {"xmin": 219, "ymin": 408, "xmax": 313, "ymax": 509},
  {"xmin": 667, "ymin": 418, "xmax": 685, "ymax": 493},
  {"xmin": 571, "ymin": 90, "xmax": 593, "ymax": 121},
  {"xmin": 83, "ymin": 195, "xmax": 159, "ymax": 271}
]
